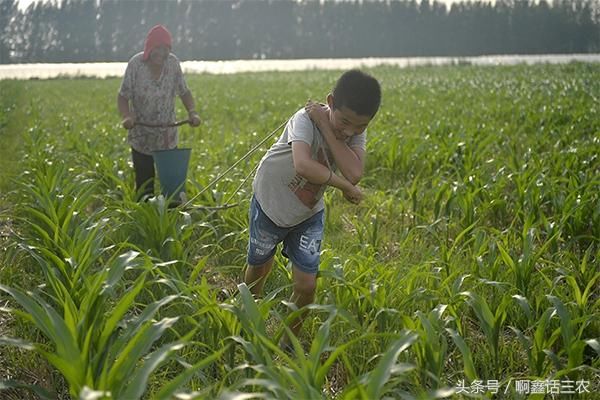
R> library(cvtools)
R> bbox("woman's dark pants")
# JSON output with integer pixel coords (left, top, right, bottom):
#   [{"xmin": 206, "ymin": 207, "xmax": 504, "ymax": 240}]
[{"xmin": 131, "ymin": 148, "xmax": 154, "ymax": 201}]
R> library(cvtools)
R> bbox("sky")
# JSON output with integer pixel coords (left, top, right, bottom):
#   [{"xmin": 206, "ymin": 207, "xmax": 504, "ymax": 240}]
[
  {"xmin": 16, "ymin": 0, "xmax": 494, "ymax": 12},
  {"xmin": 16, "ymin": 0, "xmax": 36, "ymax": 10}
]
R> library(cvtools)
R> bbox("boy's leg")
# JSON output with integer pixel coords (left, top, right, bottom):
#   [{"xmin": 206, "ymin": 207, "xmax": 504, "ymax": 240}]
[
  {"xmin": 244, "ymin": 257, "xmax": 274, "ymax": 296},
  {"xmin": 280, "ymin": 209, "xmax": 324, "ymax": 347},
  {"xmin": 131, "ymin": 147, "xmax": 155, "ymax": 201},
  {"xmin": 246, "ymin": 195, "xmax": 284, "ymax": 297},
  {"xmin": 286, "ymin": 265, "xmax": 317, "ymax": 339}
]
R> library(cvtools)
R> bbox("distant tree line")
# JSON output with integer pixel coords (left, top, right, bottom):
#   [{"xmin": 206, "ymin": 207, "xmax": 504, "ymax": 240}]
[{"xmin": 0, "ymin": 0, "xmax": 599, "ymax": 63}]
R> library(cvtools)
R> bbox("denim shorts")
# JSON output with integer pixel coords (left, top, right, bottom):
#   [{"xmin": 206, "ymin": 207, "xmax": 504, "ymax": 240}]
[{"xmin": 247, "ymin": 195, "xmax": 324, "ymax": 274}]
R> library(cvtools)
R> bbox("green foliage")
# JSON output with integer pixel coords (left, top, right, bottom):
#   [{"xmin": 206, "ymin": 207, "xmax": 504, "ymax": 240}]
[{"xmin": 1, "ymin": 64, "xmax": 599, "ymax": 398}]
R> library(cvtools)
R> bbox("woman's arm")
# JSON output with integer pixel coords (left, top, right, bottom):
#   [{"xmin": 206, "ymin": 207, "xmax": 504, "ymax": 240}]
[
  {"xmin": 117, "ymin": 94, "xmax": 134, "ymax": 129},
  {"xmin": 180, "ymin": 91, "xmax": 201, "ymax": 126}
]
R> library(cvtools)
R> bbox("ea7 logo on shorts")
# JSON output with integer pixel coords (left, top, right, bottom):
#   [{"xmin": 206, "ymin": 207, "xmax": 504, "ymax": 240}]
[{"xmin": 299, "ymin": 235, "xmax": 321, "ymax": 255}]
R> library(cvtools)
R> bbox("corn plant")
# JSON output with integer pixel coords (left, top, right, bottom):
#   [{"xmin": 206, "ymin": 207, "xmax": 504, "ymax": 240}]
[
  {"xmin": 338, "ymin": 332, "xmax": 419, "ymax": 400},
  {"xmin": 412, "ymin": 304, "xmax": 450, "ymax": 388},
  {"xmin": 460, "ymin": 291, "xmax": 510, "ymax": 375},
  {"xmin": 495, "ymin": 216, "xmax": 557, "ymax": 295},
  {"xmin": 221, "ymin": 283, "xmax": 422, "ymax": 399},
  {"xmin": 546, "ymin": 295, "xmax": 597, "ymax": 379},
  {"xmin": 554, "ymin": 246, "xmax": 600, "ymax": 316},
  {"xmin": 509, "ymin": 307, "xmax": 558, "ymax": 377},
  {"xmin": 0, "ymin": 250, "xmax": 215, "ymax": 398},
  {"xmin": 16, "ymin": 164, "xmax": 99, "ymax": 250},
  {"xmin": 446, "ymin": 328, "xmax": 477, "ymax": 383},
  {"xmin": 116, "ymin": 195, "xmax": 195, "ymax": 262}
]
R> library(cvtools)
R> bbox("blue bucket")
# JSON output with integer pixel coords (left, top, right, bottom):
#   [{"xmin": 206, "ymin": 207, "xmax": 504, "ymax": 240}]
[{"xmin": 153, "ymin": 148, "xmax": 191, "ymax": 200}]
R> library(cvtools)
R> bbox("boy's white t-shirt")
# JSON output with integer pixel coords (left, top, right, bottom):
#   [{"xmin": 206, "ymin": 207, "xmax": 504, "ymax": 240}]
[{"xmin": 252, "ymin": 108, "xmax": 366, "ymax": 227}]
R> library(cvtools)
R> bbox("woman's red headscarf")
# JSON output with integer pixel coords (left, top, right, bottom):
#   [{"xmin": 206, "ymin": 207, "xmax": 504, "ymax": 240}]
[{"xmin": 143, "ymin": 25, "xmax": 172, "ymax": 61}]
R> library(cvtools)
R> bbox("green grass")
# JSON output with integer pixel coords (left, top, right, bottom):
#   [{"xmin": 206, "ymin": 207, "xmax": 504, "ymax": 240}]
[{"xmin": 0, "ymin": 64, "xmax": 599, "ymax": 399}]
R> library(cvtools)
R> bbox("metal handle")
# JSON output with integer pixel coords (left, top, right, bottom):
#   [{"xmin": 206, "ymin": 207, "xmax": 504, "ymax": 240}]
[{"xmin": 134, "ymin": 119, "xmax": 191, "ymax": 128}]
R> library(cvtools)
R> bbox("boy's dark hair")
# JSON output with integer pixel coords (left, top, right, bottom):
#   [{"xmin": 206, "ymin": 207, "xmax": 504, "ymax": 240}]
[{"xmin": 332, "ymin": 69, "xmax": 381, "ymax": 118}]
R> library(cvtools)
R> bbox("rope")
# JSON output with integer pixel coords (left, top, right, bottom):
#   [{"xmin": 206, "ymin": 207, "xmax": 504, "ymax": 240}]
[
  {"xmin": 312, "ymin": 122, "xmax": 333, "ymax": 174},
  {"xmin": 181, "ymin": 119, "xmax": 288, "ymax": 208},
  {"xmin": 219, "ymin": 120, "xmax": 334, "ymax": 207},
  {"xmin": 223, "ymin": 161, "xmax": 259, "ymax": 205}
]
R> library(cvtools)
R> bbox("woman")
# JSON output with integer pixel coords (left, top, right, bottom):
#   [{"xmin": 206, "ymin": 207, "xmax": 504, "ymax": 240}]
[{"xmin": 117, "ymin": 24, "xmax": 201, "ymax": 200}]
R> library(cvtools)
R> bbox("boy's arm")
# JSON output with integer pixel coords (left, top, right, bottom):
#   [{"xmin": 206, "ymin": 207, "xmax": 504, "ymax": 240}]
[
  {"xmin": 305, "ymin": 102, "xmax": 365, "ymax": 185},
  {"xmin": 318, "ymin": 122, "xmax": 365, "ymax": 185},
  {"xmin": 292, "ymin": 141, "xmax": 362, "ymax": 204}
]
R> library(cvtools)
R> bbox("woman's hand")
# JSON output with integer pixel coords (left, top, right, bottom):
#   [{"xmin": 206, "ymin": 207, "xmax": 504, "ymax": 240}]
[
  {"xmin": 122, "ymin": 116, "xmax": 135, "ymax": 129},
  {"xmin": 188, "ymin": 111, "xmax": 201, "ymax": 127}
]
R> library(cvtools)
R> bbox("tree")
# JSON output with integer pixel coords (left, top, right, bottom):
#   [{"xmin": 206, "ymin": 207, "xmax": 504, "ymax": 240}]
[
  {"xmin": 0, "ymin": 0, "xmax": 16, "ymax": 63},
  {"xmin": 2, "ymin": 0, "xmax": 600, "ymax": 63}
]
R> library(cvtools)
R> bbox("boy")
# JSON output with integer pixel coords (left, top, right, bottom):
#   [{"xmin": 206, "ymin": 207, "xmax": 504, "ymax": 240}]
[{"xmin": 244, "ymin": 69, "xmax": 381, "ymax": 348}]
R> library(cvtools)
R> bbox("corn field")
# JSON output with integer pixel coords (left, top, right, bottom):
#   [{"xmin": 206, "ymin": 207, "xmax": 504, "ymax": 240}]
[{"xmin": 0, "ymin": 64, "xmax": 599, "ymax": 399}]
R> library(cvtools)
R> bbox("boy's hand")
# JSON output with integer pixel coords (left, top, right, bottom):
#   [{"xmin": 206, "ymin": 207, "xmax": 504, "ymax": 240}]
[
  {"xmin": 305, "ymin": 100, "xmax": 329, "ymax": 127},
  {"xmin": 343, "ymin": 184, "xmax": 363, "ymax": 204}
]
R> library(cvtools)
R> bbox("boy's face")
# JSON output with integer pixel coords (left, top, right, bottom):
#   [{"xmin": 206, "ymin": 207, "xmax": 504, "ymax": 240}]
[{"xmin": 327, "ymin": 94, "xmax": 372, "ymax": 140}]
